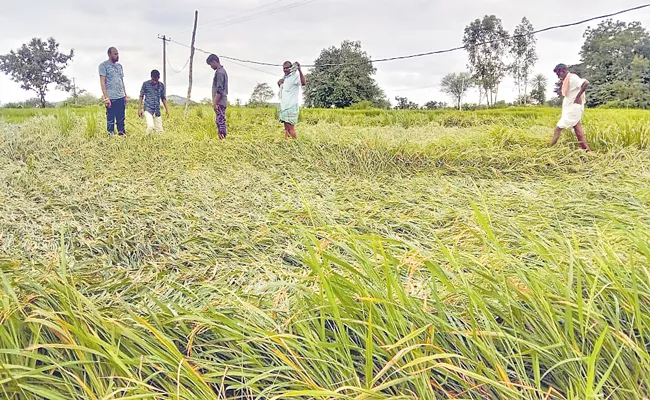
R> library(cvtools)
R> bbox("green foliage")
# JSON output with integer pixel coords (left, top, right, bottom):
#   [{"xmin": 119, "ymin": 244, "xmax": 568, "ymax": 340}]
[
  {"xmin": 509, "ymin": 17, "xmax": 538, "ymax": 103},
  {"xmin": 463, "ymin": 15, "xmax": 510, "ymax": 106},
  {"xmin": 304, "ymin": 40, "xmax": 387, "ymax": 108},
  {"xmin": 422, "ymin": 100, "xmax": 447, "ymax": 110},
  {"xmin": 56, "ymin": 109, "xmax": 75, "ymax": 136},
  {"xmin": 84, "ymin": 111, "xmax": 99, "ymax": 139},
  {"xmin": 530, "ymin": 73, "xmax": 548, "ymax": 105},
  {"xmin": 393, "ymin": 96, "xmax": 419, "ymax": 110},
  {"xmin": 440, "ymin": 72, "xmax": 473, "ymax": 109},
  {"xmin": 61, "ymin": 92, "xmax": 102, "ymax": 108},
  {"xmin": 579, "ymin": 20, "xmax": 650, "ymax": 107},
  {"xmin": 248, "ymin": 82, "xmax": 276, "ymax": 106},
  {"xmin": 1, "ymin": 98, "xmax": 54, "ymax": 109},
  {"xmin": 0, "ymin": 37, "xmax": 74, "ymax": 108},
  {"xmin": 347, "ymin": 100, "xmax": 377, "ymax": 110},
  {"xmin": 547, "ymin": 96, "xmax": 563, "ymax": 108}
]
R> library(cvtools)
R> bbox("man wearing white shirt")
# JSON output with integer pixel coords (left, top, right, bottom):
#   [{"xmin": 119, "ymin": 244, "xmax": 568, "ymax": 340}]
[
  {"xmin": 277, "ymin": 61, "xmax": 306, "ymax": 139},
  {"xmin": 551, "ymin": 64, "xmax": 591, "ymax": 152}
]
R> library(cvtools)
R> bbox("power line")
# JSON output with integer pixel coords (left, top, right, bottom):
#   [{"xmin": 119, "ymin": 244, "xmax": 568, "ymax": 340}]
[
  {"xmin": 170, "ymin": 3, "xmax": 650, "ymax": 68},
  {"xmin": 216, "ymin": 0, "xmax": 319, "ymax": 29},
  {"xmin": 178, "ymin": 0, "xmax": 317, "ymax": 34},
  {"xmin": 168, "ymin": 38, "xmax": 278, "ymax": 77},
  {"xmin": 229, "ymin": 59, "xmax": 279, "ymax": 77},
  {"xmin": 392, "ymin": 84, "xmax": 439, "ymax": 93},
  {"xmin": 167, "ymin": 56, "xmax": 190, "ymax": 74},
  {"xmin": 189, "ymin": 0, "xmax": 287, "ymax": 30}
]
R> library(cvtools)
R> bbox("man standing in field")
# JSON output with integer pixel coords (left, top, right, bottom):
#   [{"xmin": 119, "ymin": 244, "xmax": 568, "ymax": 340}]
[
  {"xmin": 99, "ymin": 47, "xmax": 127, "ymax": 135},
  {"xmin": 138, "ymin": 69, "xmax": 169, "ymax": 133},
  {"xmin": 278, "ymin": 61, "xmax": 306, "ymax": 139},
  {"xmin": 550, "ymin": 64, "xmax": 590, "ymax": 152},
  {"xmin": 206, "ymin": 54, "xmax": 228, "ymax": 140}
]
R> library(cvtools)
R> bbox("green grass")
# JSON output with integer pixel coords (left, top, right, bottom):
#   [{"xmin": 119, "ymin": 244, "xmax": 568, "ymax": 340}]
[
  {"xmin": 0, "ymin": 106, "xmax": 103, "ymax": 124},
  {"xmin": 1, "ymin": 106, "xmax": 649, "ymax": 399}
]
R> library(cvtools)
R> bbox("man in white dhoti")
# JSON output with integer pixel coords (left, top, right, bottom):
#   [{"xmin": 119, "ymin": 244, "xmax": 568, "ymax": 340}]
[
  {"xmin": 277, "ymin": 61, "xmax": 306, "ymax": 139},
  {"xmin": 550, "ymin": 64, "xmax": 591, "ymax": 151}
]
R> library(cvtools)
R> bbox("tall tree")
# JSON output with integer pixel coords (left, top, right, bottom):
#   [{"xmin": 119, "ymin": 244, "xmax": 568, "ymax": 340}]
[
  {"xmin": 579, "ymin": 19, "xmax": 650, "ymax": 107},
  {"xmin": 0, "ymin": 37, "xmax": 74, "ymax": 108},
  {"xmin": 529, "ymin": 73, "xmax": 548, "ymax": 105},
  {"xmin": 248, "ymin": 83, "xmax": 275, "ymax": 106},
  {"xmin": 304, "ymin": 40, "xmax": 387, "ymax": 108},
  {"xmin": 510, "ymin": 17, "xmax": 537, "ymax": 104},
  {"xmin": 440, "ymin": 72, "xmax": 473, "ymax": 110},
  {"xmin": 463, "ymin": 15, "xmax": 510, "ymax": 107}
]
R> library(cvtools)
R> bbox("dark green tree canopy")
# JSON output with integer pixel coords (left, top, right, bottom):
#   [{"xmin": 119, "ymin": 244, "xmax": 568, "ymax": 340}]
[
  {"xmin": 304, "ymin": 40, "xmax": 387, "ymax": 108},
  {"xmin": 579, "ymin": 19, "xmax": 650, "ymax": 107}
]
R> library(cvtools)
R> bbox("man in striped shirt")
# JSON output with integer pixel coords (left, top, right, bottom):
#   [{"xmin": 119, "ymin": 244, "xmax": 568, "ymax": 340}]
[{"xmin": 138, "ymin": 70, "xmax": 169, "ymax": 133}]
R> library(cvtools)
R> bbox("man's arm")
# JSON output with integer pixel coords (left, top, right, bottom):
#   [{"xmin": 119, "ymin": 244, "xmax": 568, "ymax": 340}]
[
  {"xmin": 296, "ymin": 62, "xmax": 306, "ymax": 86},
  {"xmin": 161, "ymin": 83, "xmax": 169, "ymax": 115},
  {"xmin": 213, "ymin": 92, "xmax": 221, "ymax": 109},
  {"xmin": 99, "ymin": 75, "xmax": 111, "ymax": 107},
  {"xmin": 138, "ymin": 84, "xmax": 144, "ymax": 117},
  {"xmin": 574, "ymin": 80, "xmax": 589, "ymax": 105},
  {"xmin": 213, "ymin": 73, "xmax": 224, "ymax": 110},
  {"xmin": 122, "ymin": 79, "xmax": 128, "ymax": 105}
]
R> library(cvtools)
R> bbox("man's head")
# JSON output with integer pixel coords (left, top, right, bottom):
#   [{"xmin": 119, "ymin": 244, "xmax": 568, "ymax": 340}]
[
  {"xmin": 108, "ymin": 47, "xmax": 119, "ymax": 63},
  {"xmin": 283, "ymin": 61, "xmax": 292, "ymax": 75},
  {"xmin": 553, "ymin": 63, "xmax": 569, "ymax": 80},
  {"xmin": 206, "ymin": 54, "xmax": 221, "ymax": 70},
  {"xmin": 151, "ymin": 69, "xmax": 160, "ymax": 83}
]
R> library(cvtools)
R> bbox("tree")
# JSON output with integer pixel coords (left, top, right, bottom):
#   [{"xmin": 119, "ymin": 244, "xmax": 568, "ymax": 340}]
[
  {"xmin": 463, "ymin": 15, "xmax": 510, "ymax": 107},
  {"xmin": 62, "ymin": 91, "xmax": 101, "ymax": 107},
  {"xmin": 304, "ymin": 40, "xmax": 387, "ymax": 108},
  {"xmin": 394, "ymin": 96, "xmax": 419, "ymax": 110},
  {"xmin": 423, "ymin": 101, "xmax": 447, "ymax": 110},
  {"xmin": 510, "ymin": 17, "xmax": 537, "ymax": 104},
  {"xmin": 579, "ymin": 19, "xmax": 650, "ymax": 107},
  {"xmin": 248, "ymin": 83, "xmax": 275, "ymax": 106},
  {"xmin": 440, "ymin": 72, "xmax": 473, "ymax": 110},
  {"xmin": 0, "ymin": 37, "xmax": 74, "ymax": 108},
  {"xmin": 529, "ymin": 73, "xmax": 548, "ymax": 105}
]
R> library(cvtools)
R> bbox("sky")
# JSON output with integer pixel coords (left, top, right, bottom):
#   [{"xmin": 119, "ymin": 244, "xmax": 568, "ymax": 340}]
[{"xmin": 1, "ymin": 0, "xmax": 649, "ymax": 107}]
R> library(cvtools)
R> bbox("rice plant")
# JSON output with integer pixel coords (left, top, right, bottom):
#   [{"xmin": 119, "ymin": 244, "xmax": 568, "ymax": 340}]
[{"xmin": 1, "ymin": 106, "xmax": 649, "ymax": 399}]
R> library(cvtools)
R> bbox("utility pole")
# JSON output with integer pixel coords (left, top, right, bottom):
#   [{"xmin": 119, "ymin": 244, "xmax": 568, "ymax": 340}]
[
  {"xmin": 157, "ymin": 34, "xmax": 171, "ymax": 88},
  {"xmin": 185, "ymin": 11, "xmax": 199, "ymax": 118}
]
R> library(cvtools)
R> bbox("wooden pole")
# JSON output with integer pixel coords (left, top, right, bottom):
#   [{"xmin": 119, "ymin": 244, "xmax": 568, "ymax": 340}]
[
  {"xmin": 185, "ymin": 11, "xmax": 199, "ymax": 118},
  {"xmin": 163, "ymin": 36, "xmax": 167, "ymax": 88},
  {"xmin": 157, "ymin": 35, "xmax": 171, "ymax": 88}
]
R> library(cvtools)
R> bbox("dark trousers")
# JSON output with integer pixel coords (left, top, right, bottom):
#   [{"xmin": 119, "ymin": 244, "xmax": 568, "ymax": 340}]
[{"xmin": 106, "ymin": 97, "xmax": 126, "ymax": 134}]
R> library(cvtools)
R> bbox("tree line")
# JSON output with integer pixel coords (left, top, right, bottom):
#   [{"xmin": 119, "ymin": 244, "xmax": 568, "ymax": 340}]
[{"xmin": 2, "ymin": 18, "xmax": 650, "ymax": 110}]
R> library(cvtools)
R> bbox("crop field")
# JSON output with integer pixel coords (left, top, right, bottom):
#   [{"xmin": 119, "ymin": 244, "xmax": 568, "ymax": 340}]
[{"xmin": 1, "ymin": 106, "xmax": 650, "ymax": 399}]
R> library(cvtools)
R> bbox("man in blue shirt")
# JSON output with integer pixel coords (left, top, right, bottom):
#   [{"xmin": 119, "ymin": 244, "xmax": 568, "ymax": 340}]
[
  {"xmin": 99, "ymin": 47, "xmax": 127, "ymax": 135},
  {"xmin": 138, "ymin": 70, "xmax": 169, "ymax": 133}
]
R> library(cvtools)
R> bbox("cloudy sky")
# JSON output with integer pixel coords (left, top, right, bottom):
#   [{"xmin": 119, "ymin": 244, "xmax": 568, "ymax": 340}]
[{"xmin": 1, "ymin": 0, "xmax": 648, "ymax": 106}]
